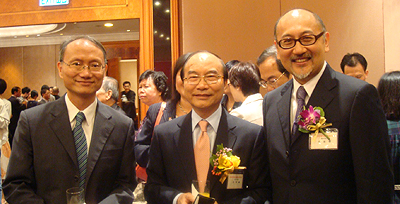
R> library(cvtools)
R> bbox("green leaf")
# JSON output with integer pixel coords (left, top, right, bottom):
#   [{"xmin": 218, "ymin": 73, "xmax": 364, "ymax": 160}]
[
  {"xmin": 299, "ymin": 128, "xmax": 310, "ymax": 134},
  {"xmin": 314, "ymin": 106, "xmax": 325, "ymax": 117}
]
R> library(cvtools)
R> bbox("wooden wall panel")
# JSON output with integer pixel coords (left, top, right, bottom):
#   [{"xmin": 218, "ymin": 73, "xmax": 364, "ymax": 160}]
[
  {"xmin": 0, "ymin": 47, "xmax": 23, "ymax": 99},
  {"xmin": 0, "ymin": 0, "xmax": 141, "ymax": 27},
  {"xmin": 23, "ymin": 45, "xmax": 58, "ymax": 94}
]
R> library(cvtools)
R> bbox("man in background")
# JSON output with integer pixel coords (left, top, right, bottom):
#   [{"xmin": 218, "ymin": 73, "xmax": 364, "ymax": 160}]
[
  {"xmin": 38, "ymin": 88, "xmax": 51, "ymax": 105},
  {"xmin": 97, "ymin": 76, "xmax": 125, "ymax": 115},
  {"xmin": 19, "ymin": 87, "xmax": 31, "ymax": 104},
  {"xmin": 8, "ymin": 86, "xmax": 25, "ymax": 148},
  {"xmin": 52, "ymin": 86, "xmax": 61, "ymax": 100},
  {"xmin": 256, "ymin": 45, "xmax": 291, "ymax": 96},
  {"xmin": 4, "ymin": 35, "xmax": 136, "ymax": 204},
  {"xmin": 340, "ymin": 52, "xmax": 369, "ymax": 81},
  {"xmin": 263, "ymin": 9, "xmax": 392, "ymax": 203},
  {"xmin": 120, "ymin": 81, "xmax": 137, "ymax": 129}
]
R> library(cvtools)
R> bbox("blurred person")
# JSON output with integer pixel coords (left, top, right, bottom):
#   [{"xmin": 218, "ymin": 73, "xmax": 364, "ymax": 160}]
[
  {"xmin": 138, "ymin": 70, "xmax": 170, "ymax": 107},
  {"xmin": 263, "ymin": 9, "xmax": 392, "ymax": 203},
  {"xmin": 52, "ymin": 86, "xmax": 61, "ymax": 100},
  {"xmin": 0, "ymin": 78, "xmax": 11, "ymax": 202},
  {"xmin": 4, "ymin": 35, "xmax": 137, "ymax": 204},
  {"xmin": 378, "ymin": 71, "xmax": 400, "ymax": 203},
  {"xmin": 145, "ymin": 51, "xmax": 271, "ymax": 204},
  {"xmin": 27, "ymin": 90, "xmax": 39, "ymax": 109},
  {"xmin": 120, "ymin": 81, "xmax": 137, "ymax": 128},
  {"xmin": 229, "ymin": 62, "xmax": 263, "ymax": 126},
  {"xmin": 41, "ymin": 85, "xmax": 56, "ymax": 102},
  {"xmin": 8, "ymin": 86, "xmax": 26, "ymax": 148},
  {"xmin": 96, "ymin": 76, "xmax": 125, "ymax": 115},
  {"xmin": 221, "ymin": 60, "xmax": 242, "ymax": 112},
  {"xmin": 134, "ymin": 53, "xmax": 193, "ymax": 182},
  {"xmin": 257, "ymin": 45, "xmax": 290, "ymax": 96},
  {"xmin": 38, "ymin": 88, "xmax": 51, "ymax": 105},
  {"xmin": 19, "ymin": 87, "xmax": 31, "ymax": 103},
  {"xmin": 340, "ymin": 52, "xmax": 369, "ymax": 81}
]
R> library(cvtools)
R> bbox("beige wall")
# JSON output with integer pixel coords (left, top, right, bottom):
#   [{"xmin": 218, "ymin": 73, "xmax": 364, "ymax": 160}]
[{"xmin": 181, "ymin": 0, "xmax": 399, "ymax": 86}]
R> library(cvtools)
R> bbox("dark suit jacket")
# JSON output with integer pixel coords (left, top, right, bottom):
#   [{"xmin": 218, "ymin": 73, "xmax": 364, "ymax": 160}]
[
  {"xmin": 263, "ymin": 64, "xmax": 393, "ymax": 203},
  {"xmin": 8, "ymin": 96, "xmax": 25, "ymax": 146},
  {"xmin": 4, "ymin": 96, "xmax": 137, "ymax": 204},
  {"xmin": 145, "ymin": 109, "xmax": 271, "ymax": 204},
  {"xmin": 134, "ymin": 101, "xmax": 177, "ymax": 167}
]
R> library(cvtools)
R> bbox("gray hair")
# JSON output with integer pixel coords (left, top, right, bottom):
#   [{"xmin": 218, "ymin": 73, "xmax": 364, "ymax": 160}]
[
  {"xmin": 59, "ymin": 35, "xmax": 107, "ymax": 64},
  {"xmin": 257, "ymin": 45, "xmax": 278, "ymax": 66},
  {"xmin": 102, "ymin": 76, "xmax": 119, "ymax": 101}
]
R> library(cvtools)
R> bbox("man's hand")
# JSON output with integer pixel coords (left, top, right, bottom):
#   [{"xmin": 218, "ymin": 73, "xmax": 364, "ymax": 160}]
[{"xmin": 177, "ymin": 193, "xmax": 195, "ymax": 204}]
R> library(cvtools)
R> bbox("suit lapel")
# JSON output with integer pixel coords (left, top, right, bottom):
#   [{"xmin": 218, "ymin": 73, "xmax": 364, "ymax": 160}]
[
  {"xmin": 277, "ymin": 81, "xmax": 293, "ymax": 148},
  {"xmin": 49, "ymin": 98, "xmax": 78, "ymax": 167},
  {"xmin": 209, "ymin": 110, "xmax": 237, "ymax": 192},
  {"xmin": 175, "ymin": 114, "xmax": 197, "ymax": 185},
  {"xmin": 292, "ymin": 65, "xmax": 337, "ymax": 144},
  {"xmin": 85, "ymin": 103, "xmax": 114, "ymax": 187}
]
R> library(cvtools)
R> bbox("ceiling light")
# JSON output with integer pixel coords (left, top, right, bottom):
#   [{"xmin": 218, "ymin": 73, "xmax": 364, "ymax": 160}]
[
  {"xmin": 127, "ymin": 30, "xmax": 131, "ymax": 32},
  {"xmin": 166, "ymin": 37, "xmax": 170, "ymax": 40},
  {"xmin": 26, "ymin": 35, "xmax": 29, "ymax": 38},
  {"xmin": 160, "ymin": 34, "xmax": 164, "ymax": 38},
  {"xmin": 37, "ymin": 34, "xmax": 40, "ymax": 37},
  {"xmin": 165, "ymin": 9, "xmax": 170, "ymax": 13},
  {"xmin": 104, "ymin": 23, "xmax": 113, "ymax": 27},
  {"xmin": 154, "ymin": 1, "xmax": 161, "ymax": 6},
  {"xmin": 60, "ymin": 33, "xmax": 64, "ymax": 36},
  {"xmin": 154, "ymin": 30, "xmax": 158, "ymax": 34}
]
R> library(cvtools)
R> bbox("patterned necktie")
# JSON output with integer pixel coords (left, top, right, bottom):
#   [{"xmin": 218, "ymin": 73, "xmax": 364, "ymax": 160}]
[
  {"xmin": 194, "ymin": 120, "xmax": 210, "ymax": 193},
  {"xmin": 73, "ymin": 112, "xmax": 88, "ymax": 189},
  {"xmin": 292, "ymin": 86, "xmax": 307, "ymax": 140}
]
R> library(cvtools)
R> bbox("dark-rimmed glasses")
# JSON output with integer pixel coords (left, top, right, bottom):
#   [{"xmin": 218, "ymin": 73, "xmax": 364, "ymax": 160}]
[
  {"xmin": 259, "ymin": 71, "xmax": 287, "ymax": 88},
  {"xmin": 183, "ymin": 74, "xmax": 223, "ymax": 85},
  {"xmin": 277, "ymin": 32, "xmax": 325, "ymax": 49},
  {"xmin": 61, "ymin": 61, "xmax": 105, "ymax": 72}
]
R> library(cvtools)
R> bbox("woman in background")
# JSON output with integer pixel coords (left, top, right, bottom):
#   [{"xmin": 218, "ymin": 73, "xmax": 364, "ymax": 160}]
[
  {"xmin": 221, "ymin": 60, "xmax": 242, "ymax": 112},
  {"xmin": 228, "ymin": 62, "xmax": 263, "ymax": 126},
  {"xmin": 377, "ymin": 71, "xmax": 400, "ymax": 203},
  {"xmin": 138, "ymin": 69, "xmax": 170, "ymax": 107},
  {"xmin": 134, "ymin": 53, "xmax": 192, "ymax": 181}
]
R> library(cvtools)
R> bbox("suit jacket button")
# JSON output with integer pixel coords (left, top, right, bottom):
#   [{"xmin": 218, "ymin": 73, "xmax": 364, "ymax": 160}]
[
  {"xmin": 290, "ymin": 180, "xmax": 296, "ymax": 186},
  {"xmin": 74, "ymin": 175, "xmax": 79, "ymax": 182}
]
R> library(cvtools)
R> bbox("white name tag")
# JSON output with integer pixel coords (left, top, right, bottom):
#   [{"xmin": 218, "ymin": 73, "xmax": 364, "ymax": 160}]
[
  {"xmin": 227, "ymin": 173, "xmax": 243, "ymax": 189},
  {"xmin": 309, "ymin": 128, "xmax": 339, "ymax": 150}
]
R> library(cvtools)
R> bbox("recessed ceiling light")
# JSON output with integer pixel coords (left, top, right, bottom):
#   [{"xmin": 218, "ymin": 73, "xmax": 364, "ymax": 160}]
[
  {"xmin": 127, "ymin": 30, "xmax": 131, "ymax": 32},
  {"xmin": 154, "ymin": 30, "xmax": 158, "ymax": 34},
  {"xmin": 60, "ymin": 33, "xmax": 63, "ymax": 35},
  {"xmin": 37, "ymin": 34, "xmax": 40, "ymax": 37},
  {"xmin": 104, "ymin": 23, "xmax": 113, "ymax": 27},
  {"xmin": 154, "ymin": 1, "xmax": 161, "ymax": 6},
  {"xmin": 160, "ymin": 34, "xmax": 164, "ymax": 38},
  {"xmin": 166, "ymin": 37, "xmax": 170, "ymax": 40},
  {"xmin": 26, "ymin": 35, "xmax": 29, "ymax": 38},
  {"xmin": 165, "ymin": 9, "xmax": 170, "ymax": 13}
]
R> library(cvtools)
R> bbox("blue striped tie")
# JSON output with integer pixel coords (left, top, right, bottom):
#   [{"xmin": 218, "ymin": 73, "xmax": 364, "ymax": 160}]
[{"xmin": 73, "ymin": 112, "xmax": 87, "ymax": 189}]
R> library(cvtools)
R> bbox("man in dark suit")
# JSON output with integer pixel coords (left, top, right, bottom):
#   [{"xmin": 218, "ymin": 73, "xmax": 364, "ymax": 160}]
[
  {"xmin": 4, "ymin": 36, "xmax": 136, "ymax": 204},
  {"xmin": 145, "ymin": 51, "xmax": 271, "ymax": 204},
  {"xmin": 263, "ymin": 9, "xmax": 393, "ymax": 203},
  {"xmin": 8, "ymin": 86, "xmax": 26, "ymax": 147}
]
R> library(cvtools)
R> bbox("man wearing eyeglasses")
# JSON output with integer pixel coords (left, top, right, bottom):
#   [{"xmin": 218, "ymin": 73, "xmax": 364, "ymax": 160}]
[
  {"xmin": 263, "ymin": 9, "xmax": 393, "ymax": 203},
  {"xmin": 257, "ymin": 45, "xmax": 291, "ymax": 96},
  {"xmin": 145, "ymin": 51, "xmax": 271, "ymax": 204},
  {"xmin": 4, "ymin": 36, "xmax": 137, "ymax": 204}
]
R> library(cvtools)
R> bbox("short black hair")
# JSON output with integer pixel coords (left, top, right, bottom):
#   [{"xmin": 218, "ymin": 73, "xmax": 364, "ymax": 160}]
[
  {"xmin": 59, "ymin": 35, "xmax": 107, "ymax": 64},
  {"xmin": 139, "ymin": 70, "xmax": 170, "ymax": 101},
  {"xmin": 340, "ymin": 52, "xmax": 368, "ymax": 73},
  {"xmin": 41, "ymin": 85, "xmax": 50, "ymax": 91},
  {"xmin": 11, "ymin": 86, "xmax": 20, "ymax": 95},
  {"xmin": 22, "ymin": 87, "xmax": 31, "ymax": 94},
  {"xmin": 378, "ymin": 71, "xmax": 400, "ymax": 120},
  {"xmin": 171, "ymin": 52, "xmax": 193, "ymax": 106},
  {"xmin": 30, "ymin": 90, "xmax": 38, "ymax": 98},
  {"xmin": 123, "ymin": 81, "xmax": 131, "ymax": 86},
  {"xmin": 0, "ymin": 78, "xmax": 7, "ymax": 95},
  {"xmin": 225, "ymin": 60, "xmax": 240, "ymax": 72},
  {"xmin": 41, "ymin": 88, "xmax": 48, "ymax": 96},
  {"xmin": 228, "ymin": 62, "xmax": 260, "ymax": 96}
]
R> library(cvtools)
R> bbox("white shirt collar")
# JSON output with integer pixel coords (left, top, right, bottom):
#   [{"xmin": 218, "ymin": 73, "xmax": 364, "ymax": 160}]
[
  {"xmin": 65, "ymin": 94, "xmax": 97, "ymax": 125},
  {"xmin": 292, "ymin": 61, "xmax": 327, "ymax": 103},
  {"xmin": 191, "ymin": 105, "xmax": 222, "ymax": 134}
]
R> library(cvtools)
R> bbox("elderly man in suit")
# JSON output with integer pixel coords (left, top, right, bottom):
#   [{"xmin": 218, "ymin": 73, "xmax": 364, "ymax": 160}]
[
  {"xmin": 4, "ymin": 36, "xmax": 137, "ymax": 204},
  {"xmin": 263, "ymin": 9, "xmax": 393, "ymax": 203},
  {"xmin": 145, "ymin": 51, "xmax": 271, "ymax": 204}
]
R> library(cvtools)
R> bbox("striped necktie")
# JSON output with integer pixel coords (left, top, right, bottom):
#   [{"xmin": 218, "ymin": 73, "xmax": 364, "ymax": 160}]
[{"xmin": 73, "ymin": 112, "xmax": 88, "ymax": 189}]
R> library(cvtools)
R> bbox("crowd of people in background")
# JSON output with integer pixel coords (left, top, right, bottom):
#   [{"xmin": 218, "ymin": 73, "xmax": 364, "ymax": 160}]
[{"xmin": 0, "ymin": 7, "xmax": 399, "ymax": 204}]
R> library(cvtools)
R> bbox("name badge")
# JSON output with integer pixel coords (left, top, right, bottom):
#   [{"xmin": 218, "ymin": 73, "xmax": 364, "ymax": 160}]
[
  {"xmin": 227, "ymin": 172, "xmax": 243, "ymax": 189},
  {"xmin": 309, "ymin": 128, "xmax": 338, "ymax": 150}
]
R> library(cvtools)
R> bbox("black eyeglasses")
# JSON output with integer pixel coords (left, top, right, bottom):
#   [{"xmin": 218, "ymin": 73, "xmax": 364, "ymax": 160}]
[
  {"xmin": 277, "ymin": 32, "xmax": 325, "ymax": 49},
  {"xmin": 259, "ymin": 71, "xmax": 287, "ymax": 88},
  {"xmin": 61, "ymin": 61, "xmax": 105, "ymax": 72}
]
